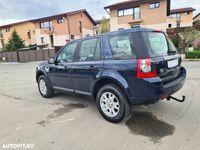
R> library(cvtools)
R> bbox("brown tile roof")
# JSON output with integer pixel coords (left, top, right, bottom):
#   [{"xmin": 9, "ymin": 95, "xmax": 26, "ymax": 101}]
[
  {"xmin": 0, "ymin": 9, "xmax": 96, "ymax": 28},
  {"xmin": 104, "ymin": 0, "xmax": 171, "ymax": 16},
  {"xmin": 170, "ymin": 7, "xmax": 195, "ymax": 14},
  {"xmin": 193, "ymin": 13, "xmax": 200, "ymax": 19}
]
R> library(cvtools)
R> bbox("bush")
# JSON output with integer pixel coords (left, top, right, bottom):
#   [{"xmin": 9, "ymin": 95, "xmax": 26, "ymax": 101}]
[{"xmin": 185, "ymin": 51, "xmax": 200, "ymax": 59}]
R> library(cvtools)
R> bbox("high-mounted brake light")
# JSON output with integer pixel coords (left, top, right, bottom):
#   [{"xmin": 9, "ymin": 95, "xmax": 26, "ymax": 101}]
[{"xmin": 136, "ymin": 58, "xmax": 157, "ymax": 78}]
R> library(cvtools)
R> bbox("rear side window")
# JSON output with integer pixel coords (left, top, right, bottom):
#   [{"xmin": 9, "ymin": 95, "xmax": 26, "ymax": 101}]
[
  {"xmin": 144, "ymin": 32, "xmax": 177, "ymax": 57},
  {"xmin": 109, "ymin": 34, "xmax": 133, "ymax": 59},
  {"xmin": 147, "ymin": 32, "xmax": 168, "ymax": 56},
  {"xmin": 78, "ymin": 38, "xmax": 101, "ymax": 61}
]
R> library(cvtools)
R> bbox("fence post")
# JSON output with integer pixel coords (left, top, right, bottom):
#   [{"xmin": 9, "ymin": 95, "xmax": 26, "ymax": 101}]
[{"xmin": 16, "ymin": 50, "xmax": 20, "ymax": 62}]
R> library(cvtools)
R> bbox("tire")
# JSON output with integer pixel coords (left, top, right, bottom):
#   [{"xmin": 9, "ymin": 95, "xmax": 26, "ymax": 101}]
[
  {"xmin": 96, "ymin": 84, "xmax": 130, "ymax": 123},
  {"xmin": 38, "ymin": 75, "xmax": 54, "ymax": 98}
]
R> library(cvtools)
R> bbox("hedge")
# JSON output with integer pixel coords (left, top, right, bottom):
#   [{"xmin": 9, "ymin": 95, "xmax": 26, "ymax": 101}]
[{"xmin": 185, "ymin": 51, "xmax": 200, "ymax": 59}]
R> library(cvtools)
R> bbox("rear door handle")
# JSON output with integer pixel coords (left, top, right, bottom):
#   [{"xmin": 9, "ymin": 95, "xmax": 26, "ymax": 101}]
[
  {"xmin": 57, "ymin": 65, "xmax": 68, "ymax": 70},
  {"xmin": 89, "ymin": 65, "xmax": 99, "ymax": 70}
]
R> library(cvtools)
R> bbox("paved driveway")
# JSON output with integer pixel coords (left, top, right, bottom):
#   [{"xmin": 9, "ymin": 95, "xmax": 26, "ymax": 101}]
[{"xmin": 0, "ymin": 61, "xmax": 200, "ymax": 150}]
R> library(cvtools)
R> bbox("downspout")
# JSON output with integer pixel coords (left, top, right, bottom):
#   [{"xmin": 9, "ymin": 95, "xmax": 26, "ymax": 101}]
[{"xmin": 65, "ymin": 15, "xmax": 71, "ymax": 42}]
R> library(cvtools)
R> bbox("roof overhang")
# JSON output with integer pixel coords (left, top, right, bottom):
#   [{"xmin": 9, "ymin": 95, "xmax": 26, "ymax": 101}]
[{"xmin": 170, "ymin": 7, "xmax": 196, "ymax": 15}]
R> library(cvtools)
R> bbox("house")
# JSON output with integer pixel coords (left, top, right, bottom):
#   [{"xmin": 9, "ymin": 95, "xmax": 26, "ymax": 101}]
[
  {"xmin": 104, "ymin": 0, "xmax": 171, "ymax": 31},
  {"xmin": 104, "ymin": 0, "xmax": 195, "ymax": 32},
  {"xmin": 167, "ymin": 7, "xmax": 195, "ymax": 28},
  {"xmin": 0, "ymin": 9, "xmax": 96, "ymax": 50},
  {"xmin": 193, "ymin": 13, "xmax": 200, "ymax": 25},
  {"xmin": 0, "ymin": 21, "xmax": 35, "ymax": 50}
]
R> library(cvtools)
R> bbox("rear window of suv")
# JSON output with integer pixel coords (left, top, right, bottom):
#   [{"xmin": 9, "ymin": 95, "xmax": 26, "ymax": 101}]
[
  {"xmin": 144, "ymin": 32, "xmax": 177, "ymax": 57},
  {"xmin": 109, "ymin": 34, "xmax": 134, "ymax": 59}
]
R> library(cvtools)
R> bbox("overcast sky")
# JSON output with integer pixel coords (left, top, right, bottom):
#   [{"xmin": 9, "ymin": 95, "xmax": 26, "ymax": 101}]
[{"xmin": 0, "ymin": 0, "xmax": 199, "ymax": 25}]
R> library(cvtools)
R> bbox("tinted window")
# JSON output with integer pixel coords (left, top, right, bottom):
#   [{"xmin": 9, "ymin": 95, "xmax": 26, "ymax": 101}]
[
  {"xmin": 78, "ymin": 38, "xmax": 100, "ymax": 61},
  {"xmin": 109, "ymin": 35, "xmax": 133, "ymax": 59},
  {"xmin": 145, "ymin": 32, "xmax": 177, "ymax": 57},
  {"xmin": 57, "ymin": 42, "xmax": 78, "ymax": 63}
]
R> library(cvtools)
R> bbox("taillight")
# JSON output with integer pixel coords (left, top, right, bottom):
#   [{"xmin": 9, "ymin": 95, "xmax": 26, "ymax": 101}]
[{"xmin": 136, "ymin": 58, "xmax": 157, "ymax": 78}]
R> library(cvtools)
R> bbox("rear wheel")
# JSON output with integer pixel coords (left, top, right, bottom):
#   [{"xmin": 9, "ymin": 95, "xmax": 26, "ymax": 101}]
[
  {"xmin": 96, "ymin": 84, "xmax": 130, "ymax": 123},
  {"xmin": 38, "ymin": 75, "xmax": 54, "ymax": 98}
]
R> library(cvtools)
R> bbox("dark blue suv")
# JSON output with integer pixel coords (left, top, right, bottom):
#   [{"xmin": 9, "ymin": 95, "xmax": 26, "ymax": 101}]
[{"xmin": 36, "ymin": 28, "xmax": 186, "ymax": 123}]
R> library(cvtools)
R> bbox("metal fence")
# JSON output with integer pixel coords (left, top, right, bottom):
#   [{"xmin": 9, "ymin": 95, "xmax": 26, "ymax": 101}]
[{"xmin": 0, "ymin": 49, "xmax": 56, "ymax": 62}]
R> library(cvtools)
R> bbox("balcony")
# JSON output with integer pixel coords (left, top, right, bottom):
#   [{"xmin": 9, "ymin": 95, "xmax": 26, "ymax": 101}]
[
  {"xmin": 128, "ymin": 18, "xmax": 143, "ymax": 24},
  {"xmin": 41, "ymin": 26, "xmax": 54, "ymax": 34}
]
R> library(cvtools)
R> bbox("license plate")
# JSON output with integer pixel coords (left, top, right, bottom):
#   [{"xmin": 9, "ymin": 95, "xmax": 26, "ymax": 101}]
[{"xmin": 167, "ymin": 59, "xmax": 179, "ymax": 68}]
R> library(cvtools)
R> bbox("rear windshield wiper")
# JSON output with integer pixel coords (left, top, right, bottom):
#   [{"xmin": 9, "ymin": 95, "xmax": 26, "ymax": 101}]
[{"xmin": 168, "ymin": 50, "xmax": 177, "ymax": 55}]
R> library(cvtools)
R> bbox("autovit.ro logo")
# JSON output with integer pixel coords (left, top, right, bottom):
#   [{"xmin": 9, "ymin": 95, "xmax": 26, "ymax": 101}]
[{"xmin": 2, "ymin": 144, "xmax": 35, "ymax": 149}]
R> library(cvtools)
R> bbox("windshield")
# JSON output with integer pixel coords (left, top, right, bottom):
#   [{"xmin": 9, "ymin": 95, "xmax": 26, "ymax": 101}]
[{"xmin": 144, "ymin": 32, "xmax": 177, "ymax": 57}]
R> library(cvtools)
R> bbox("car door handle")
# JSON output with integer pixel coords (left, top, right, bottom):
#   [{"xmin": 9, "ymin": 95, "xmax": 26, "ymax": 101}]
[
  {"xmin": 88, "ymin": 65, "xmax": 98, "ymax": 70},
  {"xmin": 57, "ymin": 65, "xmax": 68, "ymax": 70}
]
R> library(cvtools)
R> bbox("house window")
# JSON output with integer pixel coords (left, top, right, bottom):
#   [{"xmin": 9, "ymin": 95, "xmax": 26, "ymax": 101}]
[
  {"xmin": 0, "ymin": 31, "xmax": 3, "ymax": 38},
  {"xmin": 170, "ymin": 14, "xmax": 180, "ymax": 20},
  {"xmin": 6, "ymin": 28, "xmax": 10, "ymax": 32},
  {"xmin": 124, "ymin": 8, "xmax": 133, "ymax": 16},
  {"xmin": 131, "ymin": 24, "xmax": 140, "ymax": 28},
  {"xmin": 27, "ymin": 30, "xmax": 31, "ymax": 39},
  {"xmin": 79, "ymin": 21, "xmax": 82, "ymax": 33},
  {"xmin": 149, "ymin": 2, "xmax": 160, "ymax": 9},
  {"xmin": 41, "ymin": 37, "xmax": 44, "ymax": 44},
  {"xmin": 57, "ymin": 18, "xmax": 64, "ymax": 24},
  {"xmin": 134, "ymin": 7, "xmax": 140, "ymax": 19},
  {"xmin": 168, "ymin": 24, "xmax": 172, "ymax": 28},
  {"xmin": 118, "ymin": 10, "xmax": 124, "ymax": 16},
  {"xmin": 70, "ymin": 35, "xmax": 75, "ymax": 40},
  {"xmin": 184, "ymin": 12, "xmax": 190, "ymax": 15},
  {"xmin": 118, "ymin": 7, "xmax": 140, "ymax": 19},
  {"xmin": 40, "ymin": 21, "xmax": 52, "ymax": 29}
]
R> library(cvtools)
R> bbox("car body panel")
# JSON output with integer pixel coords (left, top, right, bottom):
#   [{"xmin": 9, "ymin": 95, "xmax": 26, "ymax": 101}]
[{"xmin": 36, "ymin": 27, "xmax": 186, "ymax": 105}]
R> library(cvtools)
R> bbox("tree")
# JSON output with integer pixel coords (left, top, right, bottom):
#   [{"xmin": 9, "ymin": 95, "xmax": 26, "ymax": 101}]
[
  {"xmin": 99, "ymin": 17, "xmax": 109, "ymax": 34},
  {"xmin": 179, "ymin": 28, "xmax": 200, "ymax": 45},
  {"xmin": 4, "ymin": 29, "xmax": 25, "ymax": 51}
]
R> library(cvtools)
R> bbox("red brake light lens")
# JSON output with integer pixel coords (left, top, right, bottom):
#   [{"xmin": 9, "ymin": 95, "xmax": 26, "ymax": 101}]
[{"xmin": 136, "ymin": 58, "xmax": 157, "ymax": 78}]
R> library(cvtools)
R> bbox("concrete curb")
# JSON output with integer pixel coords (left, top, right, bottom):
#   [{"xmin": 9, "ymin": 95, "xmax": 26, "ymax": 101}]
[{"xmin": 182, "ymin": 59, "xmax": 200, "ymax": 61}]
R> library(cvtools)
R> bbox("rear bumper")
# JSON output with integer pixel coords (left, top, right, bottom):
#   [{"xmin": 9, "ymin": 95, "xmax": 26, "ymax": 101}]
[{"xmin": 129, "ymin": 67, "xmax": 186, "ymax": 105}]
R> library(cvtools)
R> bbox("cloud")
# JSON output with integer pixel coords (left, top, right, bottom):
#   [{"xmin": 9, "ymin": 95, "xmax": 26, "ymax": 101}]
[{"xmin": 0, "ymin": 0, "xmax": 199, "ymax": 25}]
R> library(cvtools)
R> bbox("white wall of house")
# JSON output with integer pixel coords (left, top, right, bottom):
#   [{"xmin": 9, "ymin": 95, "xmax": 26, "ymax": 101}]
[
  {"xmin": 82, "ymin": 28, "xmax": 94, "ymax": 37},
  {"xmin": 53, "ymin": 34, "xmax": 70, "ymax": 46},
  {"xmin": 34, "ymin": 29, "xmax": 52, "ymax": 48}
]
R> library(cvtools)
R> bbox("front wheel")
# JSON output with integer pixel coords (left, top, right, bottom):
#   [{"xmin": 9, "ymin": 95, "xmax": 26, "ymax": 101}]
[
  {"xmin": 38, "ymin": 75, "xmax": 54, "ymax": 98},
  {"xmin": 96, "ymin": 84, "xmax": 130, "ymax": 123}
]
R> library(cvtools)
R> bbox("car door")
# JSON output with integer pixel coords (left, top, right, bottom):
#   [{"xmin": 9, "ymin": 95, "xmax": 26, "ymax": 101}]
[
  {"xmin": 72, "ymin": 37, "xmax": 103, "ymax": 95},
  {"xmin": 49, "ymin": 42, "xmax": 78, "ymax": 92}
]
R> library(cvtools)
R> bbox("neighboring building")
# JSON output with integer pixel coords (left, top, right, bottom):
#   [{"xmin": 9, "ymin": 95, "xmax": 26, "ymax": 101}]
[
  {"xmin": 0, "ymin": 9, "xmax": 96, "ymax": 50},
  {"xmin": 104, "ymin": 0, "xmax": 195, "ymax": 32},
  {"xmin": 0, "ymin": 21, "xmax": 35, "ymax": 50},
  {"xmin": 167, "ymin": 7, "xmax": 195, "ymax": 28},
  {"xmin": 193, "ymin": 13, "xmax": 200, "ymax": 25},
  {"xmin": 194, "ymin": 13, "xmax": 200, "ymax": 22},
  {"xmin": 104, "ymin": 0, "xmax": 171, "ymax": 31}
]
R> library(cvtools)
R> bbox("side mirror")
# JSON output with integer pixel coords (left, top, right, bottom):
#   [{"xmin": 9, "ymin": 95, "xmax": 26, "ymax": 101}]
[{"xmin": 48, "ymin": 57, "xmax": 55, "ymax": 64}]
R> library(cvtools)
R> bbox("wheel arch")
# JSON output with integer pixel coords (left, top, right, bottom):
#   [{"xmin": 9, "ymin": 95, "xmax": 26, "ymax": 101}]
[
  {"xmin": 92, "ymin": 77, "xmax": 130, "ymax": 103},
  {"xmin": 36, "ymin": 70, "xmax": 47, "ymax": 83}
]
